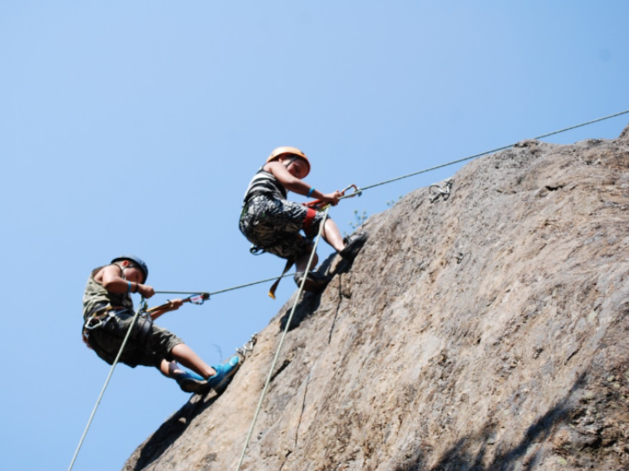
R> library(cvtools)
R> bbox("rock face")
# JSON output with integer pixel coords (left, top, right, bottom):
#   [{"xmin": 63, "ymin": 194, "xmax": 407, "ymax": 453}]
[{"xmin": 124, "ymin": 125, "xmax": 629, "ymax": 471}]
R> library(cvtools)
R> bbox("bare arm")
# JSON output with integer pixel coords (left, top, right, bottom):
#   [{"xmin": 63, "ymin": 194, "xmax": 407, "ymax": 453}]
[
  {"xmin": 265, "ymin": 161, "xmax": 341, "ymax": 205},
  {"xmin": 149, "ymin": 299, "xmax": 184, "ymax": 320},
  {"xmin": 98, "ymin": 265, "xmax": 155, "ymax": 298}
]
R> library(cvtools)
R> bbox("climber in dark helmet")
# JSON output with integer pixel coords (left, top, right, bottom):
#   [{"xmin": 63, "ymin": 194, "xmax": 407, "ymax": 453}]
[
  {"xmin": 239, "ymin": 147, "xmax": 367, "ymax": 293},
  {"xmin": 82, "ymin": 255, "xmax": 240, "ymax": 394}
]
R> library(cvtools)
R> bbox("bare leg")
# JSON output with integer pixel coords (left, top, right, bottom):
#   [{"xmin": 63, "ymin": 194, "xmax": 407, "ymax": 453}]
[
  {"xmin": 295, "ymin": 219, "xmax": 345, "ymax": 272},
  {"xmin": 321, "ymin": 219, "xmax": 345, "ymax": 252},
  {"xmin": 169, "ymin": 343, "xmax": 216, "ymax": 379},
  {"xmin": 158, "ymin": 360, "xmax": 185, "ymax": 378}
]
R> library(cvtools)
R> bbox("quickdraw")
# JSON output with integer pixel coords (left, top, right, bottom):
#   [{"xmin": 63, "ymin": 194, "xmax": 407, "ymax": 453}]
[
  {"xmin": 429, "ymin": 178, "xmax": 454, "ymax": 203},
  {"xmin": 236, "ymin": 333, "xmax": 258, "ymax": 358},
  {"xmin": 147, "ymin": 292, "xmax": 210, "ymax": 312},
  {"xmin": 304, "ymin": 183, "xmax": 362, "ymax": 211}
]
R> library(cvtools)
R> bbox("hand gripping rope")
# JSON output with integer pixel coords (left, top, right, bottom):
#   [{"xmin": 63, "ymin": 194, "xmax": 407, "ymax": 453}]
[
  {"xmin": 304, "ymin": 183, "xmax": 362, "ymax": 210},
  {"xmin": 81, "ymin": 110, "xmax": 629, "ymax": 306},
  {"xmin": 234, "ymin": 108, "xmax": 629, "ymax": 470},
  {"xmin": 235, "ymin": 205, "xmax": 331, "ymax": 471},
  {"xmin": 68, "ymin": 294, "xmax": 209, "ymax": 471},
  {"xmin": 267, "ymin": 184, "xmax": 363, "ymax": 299},
  {"xmin": 70, "ymin": 109, "xmax": 629, "ymax": 471},
  {"xmin": 149, "ymin": 292, "xmax": 210, "ymax": 309},
  {"xmin": 165, "ymin": 109, "xmax": 629, "ymax": 303},
  {"xmin": 68, "ymin": 298, "xmax": 148, "ymax": 471}
]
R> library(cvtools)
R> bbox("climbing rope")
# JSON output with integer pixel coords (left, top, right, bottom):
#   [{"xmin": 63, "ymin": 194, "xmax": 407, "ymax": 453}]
[
  {"xmin": 233, "ymin": 109, "xmax": 629, "ymax": 469},
  {"xmin": 153, "ymin": 272, "xmax": 296, "ymax": 298},
  {"xmin": 70, "ymin": 109, "xmax": 628, "ymax": 471},
  {"xmin": 154, "ymin": 109, "xmax": 629, "ymax": 302},
  {"xmin": 235, "ymin": 206, "xmax": 331, "ymax": 471},
  {"xmin": 350, "ymin": 108, "xmax": 629, "ymax": 194},
  {"xmin": 68, "ymin": 298, "xmax": 148, "ymax": 471}
]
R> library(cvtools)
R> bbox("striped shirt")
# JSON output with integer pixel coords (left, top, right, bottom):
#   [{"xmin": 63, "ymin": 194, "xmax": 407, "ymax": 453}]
[{"xmin": 242, "ymin": 168, "xmax": 287, "ymax": 203}]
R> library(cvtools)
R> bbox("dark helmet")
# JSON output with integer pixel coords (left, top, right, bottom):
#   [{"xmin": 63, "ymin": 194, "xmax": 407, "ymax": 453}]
[{"xmin": 111, "ymin": 255, "xmax": 149, "ymax": 283}]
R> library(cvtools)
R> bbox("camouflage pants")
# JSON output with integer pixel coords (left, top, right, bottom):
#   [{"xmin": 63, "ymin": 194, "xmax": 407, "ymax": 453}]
[
  {"xmin": 87, "ymin": 309, "xmax": 183, "ymax": 368},
  {"xmin": 239, "ymin": 195, "xmax": 326, "ymax": 260}
]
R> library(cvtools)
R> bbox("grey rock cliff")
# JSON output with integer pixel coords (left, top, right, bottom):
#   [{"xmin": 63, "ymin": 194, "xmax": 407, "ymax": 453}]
[{"xmin": 124, "ymin": 124, "xmax": 629, "ymax": 471}]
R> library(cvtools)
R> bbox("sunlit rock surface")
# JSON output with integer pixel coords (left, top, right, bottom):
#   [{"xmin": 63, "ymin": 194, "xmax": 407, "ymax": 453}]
[{"xmin": 124, "ymin": 124, "xmax": 629, "ymax": 471}]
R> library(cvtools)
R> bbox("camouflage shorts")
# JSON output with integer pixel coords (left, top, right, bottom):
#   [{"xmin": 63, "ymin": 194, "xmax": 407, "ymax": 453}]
[
  {"xmin": 239, "ymin": 195, "xmax": 327, "ymax": 260},
  {"xmin": 88, "ymin": 309, "xmax": 183, "ymax": 368}
]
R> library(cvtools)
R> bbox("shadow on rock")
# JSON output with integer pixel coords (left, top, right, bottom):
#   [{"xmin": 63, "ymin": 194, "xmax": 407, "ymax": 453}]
[
  {"xmin": 279, "ymin": 291, "xmax": 322, "ymax": 331},
  {"xmin": 279, "ymin": 253, "xmax": 356, "ymax": 332},
  {"xmin": 394, "ymin": 373, "xmax": 586, "ymax": 471},
  {"xmin": 129, "ymin": 392, "xmax": 220, "ymax": 471}
]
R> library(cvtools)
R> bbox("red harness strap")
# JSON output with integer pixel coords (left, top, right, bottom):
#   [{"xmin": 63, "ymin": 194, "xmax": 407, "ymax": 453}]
[{"xmin": 302, "ymin": 207, "xmax": 318, "ymax": 236}]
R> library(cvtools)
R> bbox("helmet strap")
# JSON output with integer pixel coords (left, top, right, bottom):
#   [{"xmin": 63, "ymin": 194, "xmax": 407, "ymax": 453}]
[
  {"xmin": 283, "ymin": 156, "xmax": 297, "ymax": 170},
  {"xmin": 112, "ymin": 261, "xmax": 138, "ymax": 281}
]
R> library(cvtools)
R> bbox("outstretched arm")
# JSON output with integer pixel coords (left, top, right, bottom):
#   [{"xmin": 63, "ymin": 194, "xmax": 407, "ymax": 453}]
[
  {"xmin": 149, "ymin": 299, "xmax": 184, "ymax": 320},
  {"xmin": 265, "ymin": 161, "xmax": 341, "ymax": 205}
]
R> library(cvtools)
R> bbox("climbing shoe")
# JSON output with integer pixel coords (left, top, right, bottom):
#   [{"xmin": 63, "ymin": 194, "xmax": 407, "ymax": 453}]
[
  {"xmin": 207, "ymin": 355, "xmax": 241, "ymax": 393},
  {"xmin": 175, "ymin": 371, "xmax": 210, "ymax": 394},
  {"xmin": 294, "ymin": 270, "xmax": 330, "ymax": 293},
  {"xmin": 339, "ymin": 232, "xmax": 368, "ymax": 262}
]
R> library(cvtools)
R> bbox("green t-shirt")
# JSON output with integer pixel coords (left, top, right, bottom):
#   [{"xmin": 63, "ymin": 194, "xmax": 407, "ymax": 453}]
[{"xmin": 82, "ymin": 265, "xmax": 134, "ymax": 320}]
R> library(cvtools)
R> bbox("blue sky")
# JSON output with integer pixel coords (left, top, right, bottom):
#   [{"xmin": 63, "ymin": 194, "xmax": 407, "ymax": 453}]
[{"xmin": 1, "ymin": 2, "xmax": 628, "ymax": 470}]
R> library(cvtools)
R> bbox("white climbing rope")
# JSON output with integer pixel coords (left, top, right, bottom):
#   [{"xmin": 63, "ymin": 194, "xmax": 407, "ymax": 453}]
[
  {"xmin": 354, "ymin": 109, "xmax": 629, "ymax": 193},
  {"xmin": 233, "ymin": 109, "xmax": 629, "ymax": 469},
  {"xmin": 69, "ymin": 109, "xmax": 629, "ymax": 470},
  {"xmin": 68, "ymin": 300, "xmax": 146, "ymax": 471},
  {"xmin": 155, "ymin": 110, "xmax": 629, "ymax": 302},
  {"xmin": 235, "ymin": 206, "xmax": 331, "ymax": 471}
]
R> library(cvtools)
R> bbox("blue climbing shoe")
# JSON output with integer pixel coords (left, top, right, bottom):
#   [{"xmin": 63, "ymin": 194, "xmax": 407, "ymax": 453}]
[
  {"xmin": 207, "ymin": 355, "xmax": 241, "ymax": 393},
  {"xmin": 175, "ymin": 371, "xmax": 210, "ymax": 394}
]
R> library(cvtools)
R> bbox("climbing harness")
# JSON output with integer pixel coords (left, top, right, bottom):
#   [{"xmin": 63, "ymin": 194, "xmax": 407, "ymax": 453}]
[
  {"xmin": 137, "ymin": 106, "xmax": 629, "ymax": 302},
  {"xmin": 268, "ymin": 246, "xmax": 303, "ymax": 299},
  {"xmin": 247, "ymin": 184, "xmax": 361, "ymax": 257},
  {"xmin": 69, "ymin": 297, "xmax": 148, "ymax": 471},
  {"xmin": 82, "ymin": 304, "xmax": 116, "ymax": 346},
  {"xmin": 72, "ymin": 109, "xmax": 629, "ymax": 471},
  {"xmin": 233, "ymin": 109, "xmax": 629, "ymax": 470},
  {"xmin": 89, "ymin": 112, "xmax": 629, "ymax": 308},
  {"xmin": 301, "ymin": 207, "xmax": 318, "ymax": 236},
  {"xmin": 429, "ymin": 178, "xmax": 454, "ymax": 203},
  {"xmin": 69, "ymin": 293, "xmax": 210, "ymax": 471},
  {"xmin": 236, "ymin": 206, "xmax": 331, "ymax": 471},
  {"xmin": 81, "ymin": 294, "xmax": 209, "ymax": 349},
  {"xmin": 266, "ymin": 184, "xmax": 362, "ymax": 299}
]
